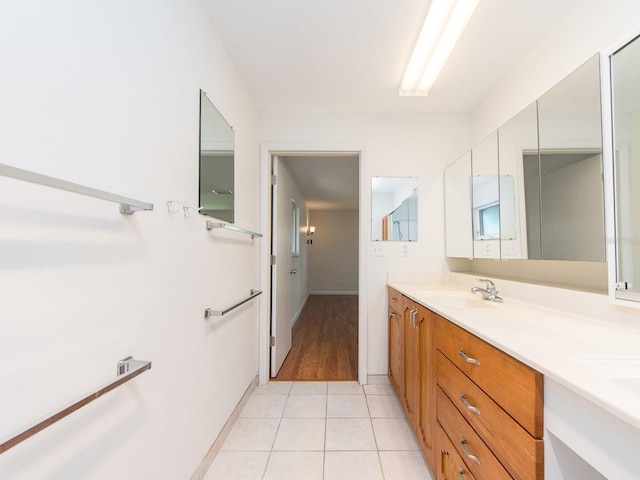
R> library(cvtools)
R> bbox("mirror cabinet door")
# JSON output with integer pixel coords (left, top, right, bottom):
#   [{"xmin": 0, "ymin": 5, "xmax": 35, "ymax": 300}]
[
  {"xmin": 472, "ymin": 132, "xmax": 500, "ymax": 259},
  {"xmin": 537, "ymin": 54, "xmax": 605, "ymax": 262},
  {"xmin": 371, "ymin": 177, "xmax": 418, "ymax": 241},
  {"xmin": 611, "ymin": 36, "xmax": 640, "ymax": 301},
  {"xmin": 498, "ymin": 102, "xmax": 538, "ymax": 259},
  {"xmin": 444, "ymin": 152, "xmax": 472, "ymax": 258}
]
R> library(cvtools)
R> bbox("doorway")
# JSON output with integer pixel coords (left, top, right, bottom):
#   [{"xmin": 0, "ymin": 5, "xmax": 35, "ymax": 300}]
[{"xmin": 266, "ymin": 151, "xmax": 362, "ymax": 382}]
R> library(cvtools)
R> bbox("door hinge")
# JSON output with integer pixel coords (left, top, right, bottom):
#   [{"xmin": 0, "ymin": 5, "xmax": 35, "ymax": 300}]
[
  {"xmin": 615, "ymin": 281, "xmax": 632, "ymax": 291},
  {"xmin": 271, "ymin": 255, "xmax": 276, "ymax": 265},
  {"xmin": 270, "ymin": 336, "xmax": 276, "ymax": 346},
  {"xmin": 270, "ymin": 174, "xmax": 277, "ymax": 185}
]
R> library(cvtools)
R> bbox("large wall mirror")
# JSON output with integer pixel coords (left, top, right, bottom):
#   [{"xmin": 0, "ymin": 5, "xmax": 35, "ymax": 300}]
[
  {"xmin": 371, "ymin": 177, "xmax": 418, "ymax": 241},
  {"xmin": 611, "ymin": 35, "xmax": 640, "ymax": 301},
  {"xmin": 445, "ymin": 54, "xmax": 605, "ymax": 263},
  {"xmin": 199, "ymin": 90, "xmax": 235, "ymax": 223}
]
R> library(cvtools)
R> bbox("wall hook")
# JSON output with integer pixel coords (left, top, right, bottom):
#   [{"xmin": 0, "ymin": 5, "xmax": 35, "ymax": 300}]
[
  {"xmin": 166, "ymin": 199, "xmax": 187, "ymax": 213},
  {"xmin": 183, "ymin": 204, "xmax": 203, "ymax": 217}
]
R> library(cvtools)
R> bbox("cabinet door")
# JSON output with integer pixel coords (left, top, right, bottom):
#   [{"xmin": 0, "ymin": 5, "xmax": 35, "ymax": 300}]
[
  {"xmin": 403, "ymin": 300, "xmax": 419, "ymax": 425},
  {"xmin": 417, "ymin": 305, "xmax": 437, "ymax": 470},
  {"xmin": 388, "ymin": 304, "xmax": 404, "ymax": 398}
]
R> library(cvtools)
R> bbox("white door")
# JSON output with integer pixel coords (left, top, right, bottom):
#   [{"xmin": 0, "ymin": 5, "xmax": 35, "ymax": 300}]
[{"xmin": 270, "ymin": 156, "xmax": 294, "ymax": 377}]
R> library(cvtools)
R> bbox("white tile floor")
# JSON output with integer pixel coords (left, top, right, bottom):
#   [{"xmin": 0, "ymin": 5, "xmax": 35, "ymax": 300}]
[{"xmin": 204, "ymin": 380, "xmax": 434, "ymax": 480}]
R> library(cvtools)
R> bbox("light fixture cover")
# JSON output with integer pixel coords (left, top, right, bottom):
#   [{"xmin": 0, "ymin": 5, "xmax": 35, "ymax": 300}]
[{"xmin": 400, "ymin": 0, "xmax": 479, "ymax": 96}]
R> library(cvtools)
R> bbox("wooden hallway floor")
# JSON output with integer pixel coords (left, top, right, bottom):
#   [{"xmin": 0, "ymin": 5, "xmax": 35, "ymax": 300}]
[{"xmin": 274, "ymin": 295, "xmax": 358, "ymax": 381}]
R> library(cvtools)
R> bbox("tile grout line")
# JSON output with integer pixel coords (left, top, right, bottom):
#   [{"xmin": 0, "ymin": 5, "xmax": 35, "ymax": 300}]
[{"xmin": 366, "ymin": 391, "xmax": 388, "ymax": 480}]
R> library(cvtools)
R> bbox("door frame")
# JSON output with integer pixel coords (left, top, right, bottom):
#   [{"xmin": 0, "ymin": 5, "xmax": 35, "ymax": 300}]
[{"xmin": 259, "ymin": 142, "xmax": 368, "ymax": 385}]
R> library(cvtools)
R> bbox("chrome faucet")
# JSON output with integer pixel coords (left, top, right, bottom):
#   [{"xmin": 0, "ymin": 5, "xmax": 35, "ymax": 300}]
[{"xmin": 470, "ymin": 278, "xmax": 503, "ymax": 302}]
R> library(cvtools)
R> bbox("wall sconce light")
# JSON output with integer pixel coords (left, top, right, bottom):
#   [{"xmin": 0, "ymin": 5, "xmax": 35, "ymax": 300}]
[
  {"xmin": 400, "ymin": 0, "xmax": 479, "ymax": 96},
  {"xmin": 307, "ymin": 226, "xmax": 316, "ymax": 236}
]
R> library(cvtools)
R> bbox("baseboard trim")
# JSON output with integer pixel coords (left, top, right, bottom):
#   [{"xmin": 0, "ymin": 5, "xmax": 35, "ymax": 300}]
[
  {"xmin": 190, "ymin": 376, "xmax": 258, "ymax": 480},
  {"xmin": 309, "ymin": 291, "xmax": 358, "ymax": 295},
  {"xmin": 290, "ymin": 294, "xmax": 309, "ymax": 328}
]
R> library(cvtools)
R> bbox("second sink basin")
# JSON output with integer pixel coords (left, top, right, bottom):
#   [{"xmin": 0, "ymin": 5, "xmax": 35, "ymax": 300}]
[{"xmin": 570, "ymin": 355, "xmax": 640, "ymax": 397}]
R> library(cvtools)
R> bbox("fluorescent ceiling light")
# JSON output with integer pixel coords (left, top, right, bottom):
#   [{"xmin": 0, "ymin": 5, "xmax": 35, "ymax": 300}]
[{"xmin": 400, "ymin": 0, "xmax": 479, "ymax": 96}]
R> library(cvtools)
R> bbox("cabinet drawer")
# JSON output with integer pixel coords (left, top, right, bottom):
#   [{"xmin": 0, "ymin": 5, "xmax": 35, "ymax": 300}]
[
  {"xmin": 437, "ymin": 387, "xmax": 512, "ymax": 480},
  {"xmin": 437, "ymin": 352, "xmax": 543, "ymax": 480},
  {"xmin": 436, "ymin": 315, "xmax": 542, "ymax": 437},
  {"xmin": 437, "ymin": 422, "xmax": 477, "ymax": 480}
]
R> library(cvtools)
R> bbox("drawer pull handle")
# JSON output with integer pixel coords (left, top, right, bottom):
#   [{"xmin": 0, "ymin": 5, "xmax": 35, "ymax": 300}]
[
  {"xmin": 460, "ymin": 393, "xmax": 481, "ymax": 415},
  {"xmin": 458, "ymin": 349, "xmax": 480, "ymax": 366},
  {"xmin": 460, "ymin": 438, "xmax": 481, "ymax": 465},
  {"xmin": 390, "ymin": 312, "xmax": 397, "ymax": 318},
  {"xmin": 391, "ymin": 296, "xmax": 398, "ymax": 302},
  {"xmin": 458, "ymin": 468, "xmax": 467, "ymax": 480}
]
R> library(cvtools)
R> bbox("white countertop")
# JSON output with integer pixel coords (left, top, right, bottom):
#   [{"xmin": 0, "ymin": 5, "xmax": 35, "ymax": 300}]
[{"xmin": 388, "ymin": 281, "xmax": 640, "ymax": 432}]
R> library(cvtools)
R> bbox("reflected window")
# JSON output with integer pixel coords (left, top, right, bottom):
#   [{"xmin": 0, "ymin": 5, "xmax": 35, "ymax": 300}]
[
  {"xmin": 291, "ymin": 200, "xmax": 300, "ymax": 256},
  {"xmin": 479, "ymin": 203, "xmax": 500, "ymax": 238}
]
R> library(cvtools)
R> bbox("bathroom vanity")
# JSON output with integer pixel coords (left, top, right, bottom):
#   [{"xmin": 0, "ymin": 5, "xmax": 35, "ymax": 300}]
[{"xmin": 388, "ymin": 276, "xmax": 640, "ymax": 480}]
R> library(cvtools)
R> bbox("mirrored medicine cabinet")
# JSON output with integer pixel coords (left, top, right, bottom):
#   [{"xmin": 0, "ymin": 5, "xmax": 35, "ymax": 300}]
[
  {"xmin": 199, "ymin": 90, "xmax": 235, "ymax": 223},
  {"xmin": 371, "ymin": 177, "xmax": 418, "ymax": 241},
  {"xmin": 445, "ymin": 53, "xmax": 605, "ymax": 263},
  {"xmin": 611, "ymin": 34, "xmax": 640, "ymax": 302}
]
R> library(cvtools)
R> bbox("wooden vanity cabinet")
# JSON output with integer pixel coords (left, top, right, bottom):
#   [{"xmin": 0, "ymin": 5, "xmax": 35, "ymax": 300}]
[
  {"xmin": 388, "ymin": 289, "xmax": 437, "ymax": 471},
  {"xmin": 389, "ymin": 286, "xmax": 544, "ymax": 479},
  {"xmin": 436, "ymin": 314, "xmax": 544, "ymax": 480}
]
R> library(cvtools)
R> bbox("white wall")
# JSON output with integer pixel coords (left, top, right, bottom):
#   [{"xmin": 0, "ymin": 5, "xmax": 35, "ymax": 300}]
[
  {"xmin": 308, "ymin": 210, "xmax": 359, "ymax": 294},
  {"xmin": 0, "ymin": 1, "xmax": 259, "ymax": 479},
  {"xmin": 472, "ymin": 0, "xmax": 640, "ymax": 141},
  {"xmin": 259, "ymin": 112, "xmax": 471, "ymax": 375}
]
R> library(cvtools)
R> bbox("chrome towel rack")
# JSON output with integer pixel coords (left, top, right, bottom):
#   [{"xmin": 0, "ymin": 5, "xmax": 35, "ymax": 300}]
[
  {"xmin": 205, "ymin": 289, "xmax": 262, "ymax": 318},
  {"xmin": 0, "ymin": 356, "xmax": 151, "ymax": 455},
  {"xmin": 206, "ymin": 220, "xmax": 262, "ymax": 239},
  {"xmin": 0, "ymin": 163, "xmax": 153, "ymax": 214}
]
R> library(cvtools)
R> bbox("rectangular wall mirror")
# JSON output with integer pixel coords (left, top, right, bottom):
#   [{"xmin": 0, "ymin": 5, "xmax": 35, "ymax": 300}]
[
  {"xmin": 371, "ymin": 177, "xmax": 418, "ymax": 241},
  {"xmin": 611, "ymin": 35, "xmax": 640, "ymax": 301},
  {"xmin": 199, "ymin": 90, "xmax": 235, "ymax": 223}
]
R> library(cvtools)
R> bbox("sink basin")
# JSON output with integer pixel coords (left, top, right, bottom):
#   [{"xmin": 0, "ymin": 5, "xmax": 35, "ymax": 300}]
[
  {"xmin": 421, "ymin": 293, "xmax": 499, "ymax": 308},
  {"xmin": 570, "ymin": 355, "xmax": 640, "ymax": 397}
]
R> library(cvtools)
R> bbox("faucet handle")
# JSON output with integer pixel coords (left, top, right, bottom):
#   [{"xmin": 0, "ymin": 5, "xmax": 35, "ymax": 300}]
[{"xmin": 476, "ymin": 278, "xmax": 496, "ymax": 293}]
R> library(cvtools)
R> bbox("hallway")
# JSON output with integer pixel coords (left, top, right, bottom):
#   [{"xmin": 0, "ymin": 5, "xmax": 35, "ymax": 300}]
[
  {"xmin": 203, "ymin": 380, "xmax": 432, "ymax": 480},
  {"xmin": 274, "ymin": 295, "xmax": 358, "ymax": 381}
]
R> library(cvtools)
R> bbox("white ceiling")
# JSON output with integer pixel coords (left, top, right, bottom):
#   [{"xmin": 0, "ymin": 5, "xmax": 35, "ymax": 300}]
[
  {"xmin": 202, "ymin": 0, "xmax": 581, "ymax": 209},
  {"xmin": 280, "ymin": 155, "xmax": 359, "ymax": 210},
  {"xmin": 203, "ymin": 0, "xmax": 580, "ymax": 114}
]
